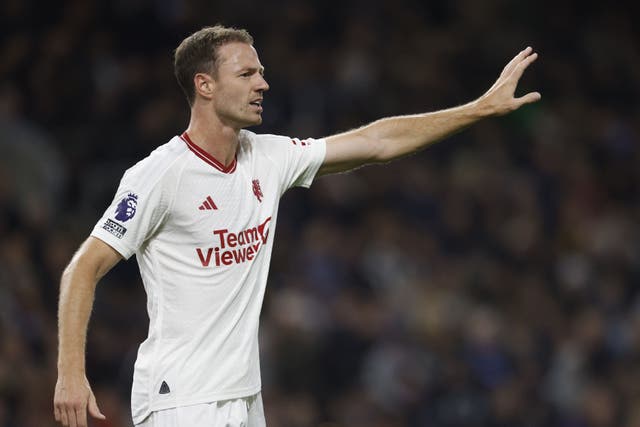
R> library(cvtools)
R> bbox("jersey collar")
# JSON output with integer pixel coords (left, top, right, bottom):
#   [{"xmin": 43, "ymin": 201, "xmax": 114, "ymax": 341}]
[{"xmin": 180, "ymin": 132, "xmax": 237, "ymax": 174}]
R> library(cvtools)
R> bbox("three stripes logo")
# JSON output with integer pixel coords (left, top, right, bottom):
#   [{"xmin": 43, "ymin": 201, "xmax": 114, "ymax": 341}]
[{"xmin": 199, "ymin": 196, "xmax": 218, "ymax": 211}]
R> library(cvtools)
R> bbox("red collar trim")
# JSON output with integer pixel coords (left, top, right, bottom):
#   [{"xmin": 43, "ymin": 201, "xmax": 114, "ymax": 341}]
[{"xmin": 180, "ymin": 132, "xmax": 237, "ymax": 174}]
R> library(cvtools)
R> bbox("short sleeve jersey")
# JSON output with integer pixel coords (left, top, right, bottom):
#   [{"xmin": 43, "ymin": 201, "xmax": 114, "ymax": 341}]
[{"xmin": 90, "ymin": 130, "xmax": 326, "ymax": 424}]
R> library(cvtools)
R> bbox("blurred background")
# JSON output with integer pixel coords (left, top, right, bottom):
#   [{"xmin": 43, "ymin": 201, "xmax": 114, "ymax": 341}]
[{"xmin": 1, "ymin": 0, "xmax": 639, "ymax": 426}]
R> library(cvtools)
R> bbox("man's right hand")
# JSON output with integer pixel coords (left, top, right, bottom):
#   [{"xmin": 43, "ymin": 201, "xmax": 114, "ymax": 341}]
[{"xmin": 54, "ymin": 374, "xmax": 106, "ymax": 427}]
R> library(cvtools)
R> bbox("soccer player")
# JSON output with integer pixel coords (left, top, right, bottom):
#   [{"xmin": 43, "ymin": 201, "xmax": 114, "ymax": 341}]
[{"xmin": 54, "ymin": 25, "xmax": 540, "ymax": 427}]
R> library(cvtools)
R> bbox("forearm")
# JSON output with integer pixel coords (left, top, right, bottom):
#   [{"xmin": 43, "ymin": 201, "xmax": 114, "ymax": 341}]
[
  {"xmin": 361, "ymin": 100, "xmax": 489, "ymax": 162},
  {"xmin": 57, "ymin": 259, "xmax": 99, "ymax": 375},
  {"xmin": 320, "ymin": 100, "xmax": 491, "ymax": 175}
]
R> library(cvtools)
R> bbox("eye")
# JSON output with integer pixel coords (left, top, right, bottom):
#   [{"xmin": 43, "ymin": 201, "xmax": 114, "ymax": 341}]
[{"xmin": 240, "ymin": 71, "xmax": 252, "ymax": 77}]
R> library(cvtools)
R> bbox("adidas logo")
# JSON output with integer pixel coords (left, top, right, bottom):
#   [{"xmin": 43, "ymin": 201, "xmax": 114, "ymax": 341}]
[
  {"xmin": 199, "ymin": 196, "xmax": 218, "ymax": 210},
  {"xmin": 159, "ymin": 381, "xmax": 170, "ymax": 394}
]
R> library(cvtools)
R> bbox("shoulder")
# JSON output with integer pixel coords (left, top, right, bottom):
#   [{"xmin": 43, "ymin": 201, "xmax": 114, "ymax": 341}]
[
  {"xmin": 239, "ymin": 130, "xmax": 293, "ymax": 148},
  {"xmin": 122, "ymin": 136, "xmax": 189, "ymax": 190},
  {"xmin": 239, "ymin": 130, "xmax": 314, "ymax": 155},
  {"xmin": 238, "ymin": 130, "xmax": 325, "ymax": 159},
  {"xmin": 237, "ymin": 130, "xmax": 289, "ymax": 161}
]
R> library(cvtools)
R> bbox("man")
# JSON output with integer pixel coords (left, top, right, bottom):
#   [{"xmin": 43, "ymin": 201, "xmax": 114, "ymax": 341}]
[{"xmin": 54, "ymin": 25, "xmax": 540, "ymax": 427}]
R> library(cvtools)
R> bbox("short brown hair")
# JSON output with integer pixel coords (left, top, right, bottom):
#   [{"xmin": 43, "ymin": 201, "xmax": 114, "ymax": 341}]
[{"xmin": 174, "ymin": 25, "xmax": 254, "ymax": 106}]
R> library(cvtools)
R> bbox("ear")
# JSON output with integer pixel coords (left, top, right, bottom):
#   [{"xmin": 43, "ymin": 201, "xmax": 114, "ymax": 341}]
[{"xmin": 194, "ymin": 73, "xmax": 215, "ymax": 100}]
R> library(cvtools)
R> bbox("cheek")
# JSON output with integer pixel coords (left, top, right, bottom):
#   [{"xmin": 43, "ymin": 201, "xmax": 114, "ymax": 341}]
[{"xmin": 215, "ymin": 88, "xmax": 241, "ymax": 109}]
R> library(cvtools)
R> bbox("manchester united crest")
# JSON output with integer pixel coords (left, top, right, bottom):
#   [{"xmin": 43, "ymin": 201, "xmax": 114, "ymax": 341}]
[{"xmin": 252, "ymin": 179, "xmax": 263, "ymax": 202}]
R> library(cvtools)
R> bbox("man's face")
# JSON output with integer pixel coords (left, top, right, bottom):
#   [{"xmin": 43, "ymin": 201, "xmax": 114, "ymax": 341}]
[{"xmin": 211, "ymin": 42, "xmax": 269, "ymax": 129}]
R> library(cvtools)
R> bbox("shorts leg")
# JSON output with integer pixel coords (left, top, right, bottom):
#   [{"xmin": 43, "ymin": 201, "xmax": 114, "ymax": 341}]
[
  {"xmin": 134, "ymin": 393, "xmax": 265, "ymax": 427},
  {"xmin": 135, "ymin": 407, "xmax": 180, "ymax": 427},
  {"xmin": 246, "ymin": 393, "xmax": 266, "ymax": 427}
]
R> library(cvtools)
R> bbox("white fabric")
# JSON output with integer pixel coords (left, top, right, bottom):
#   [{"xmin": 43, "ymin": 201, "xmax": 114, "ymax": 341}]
[
  {"xmin": 91, "ymin": 130, "xmax": 326, "ymax": 424},
  {"xmin": 135, "ymin": 393, "xmax": 265, "ymax": 427}
]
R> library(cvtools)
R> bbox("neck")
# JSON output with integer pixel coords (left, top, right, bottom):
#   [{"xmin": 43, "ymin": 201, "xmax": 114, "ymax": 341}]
[{"xmin": 184, "ymin": 105, "xmax": 240, "ymax": 167}]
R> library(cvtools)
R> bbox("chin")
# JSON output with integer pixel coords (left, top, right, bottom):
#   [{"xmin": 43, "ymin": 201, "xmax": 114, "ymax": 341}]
[{"xmin": 244, "ymin": 116, "xmax": 263, "ymax": 127}]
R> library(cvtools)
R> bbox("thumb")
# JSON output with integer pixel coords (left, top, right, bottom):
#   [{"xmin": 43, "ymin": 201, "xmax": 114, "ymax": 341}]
[
  {"xmin": 88, "ymin": 391, "xmax": 106, "ymax": 420},
  {"xmin": 516, "ymin": 91, "xmax": 542, "ymax": 106}
]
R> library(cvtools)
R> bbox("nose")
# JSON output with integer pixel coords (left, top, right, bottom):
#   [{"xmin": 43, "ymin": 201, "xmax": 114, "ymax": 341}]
[{"xmin": 256, "ymin": 74, "xmax": 269, "ymax": 92}]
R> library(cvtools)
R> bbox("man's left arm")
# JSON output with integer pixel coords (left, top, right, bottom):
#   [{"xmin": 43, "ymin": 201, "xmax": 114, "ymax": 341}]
[{"xmin": 318, "ymin": 47, "xmax": 541, "ymax": 176}]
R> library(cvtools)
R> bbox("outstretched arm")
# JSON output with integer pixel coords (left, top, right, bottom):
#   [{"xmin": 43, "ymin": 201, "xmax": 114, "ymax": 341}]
[
  {"xmin": 54, "ymin": 237, "xmax": 122, "ymax": 427},
  {"xmin": 318, "ymin": 47, "xmax": 541, "ymax": 175}
]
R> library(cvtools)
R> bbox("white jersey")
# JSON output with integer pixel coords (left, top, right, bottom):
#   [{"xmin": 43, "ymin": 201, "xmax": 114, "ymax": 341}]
[{"xmin": 90, "ymin": 130, "xmax": 326, "ymax": 424}]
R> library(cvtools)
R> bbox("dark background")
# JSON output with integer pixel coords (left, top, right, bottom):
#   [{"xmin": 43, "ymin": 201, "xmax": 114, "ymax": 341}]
[{"xmin": 1, "ymin": 0, "xmax": 639, "ymax": 426}]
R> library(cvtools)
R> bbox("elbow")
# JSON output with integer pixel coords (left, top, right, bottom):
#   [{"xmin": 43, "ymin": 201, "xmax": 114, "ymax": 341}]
[
  {"xmin": 61, "ymin": 255, "xmax": 79, "ymax": 284},
  {"xmin": 60, "ymin": 248, "xmax": 101, "ymax": 289},
  {"xmin": 60, "ymin": 256, "xmax": 101, "ymax": 296},
  {"xmin": 371, "ymin": 138, "xmax": 399, "ymax": 163},
  {"xmin": 60, "ymin": 255, "xmax": 85, "ymax": 292},
  {"xmin": 356, "ymin": 130, "xmax": 390, "ymax": 163}
]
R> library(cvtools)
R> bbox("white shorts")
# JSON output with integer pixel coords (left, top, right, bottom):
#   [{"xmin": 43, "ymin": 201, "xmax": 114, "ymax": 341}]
[{"xmin": 135, "ymin": 393, "xmax": 266, "ymax": 427}]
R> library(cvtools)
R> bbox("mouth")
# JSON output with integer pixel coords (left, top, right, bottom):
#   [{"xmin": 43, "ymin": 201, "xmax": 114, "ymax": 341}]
[{"xmin": 249, "ymin": 99, "xmax": 263, "ymax": 113}]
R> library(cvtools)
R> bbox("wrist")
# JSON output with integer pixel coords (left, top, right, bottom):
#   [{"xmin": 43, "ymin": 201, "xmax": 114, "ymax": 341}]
[
  {"xmin": 57, "ymin": 368, "xmax": 86, "ymax": 379},
  {"xmin": 470, "ymin": 96, "xmax": 496, "ymax": 118},
  {"xmin": 57, "ymin": 359, "xmax": 86, "ymax": 376}
]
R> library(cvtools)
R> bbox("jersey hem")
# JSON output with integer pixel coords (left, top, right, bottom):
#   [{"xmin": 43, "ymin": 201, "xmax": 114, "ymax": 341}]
[{"xmin": 132, "ymin": 385, "xmax": 262, "ymax": 425}]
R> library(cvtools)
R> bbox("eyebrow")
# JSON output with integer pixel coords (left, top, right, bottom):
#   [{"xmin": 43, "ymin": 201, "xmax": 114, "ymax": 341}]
[{"xmin": 239, "ymin": 66, "xmax": 265, "ymax": 75}]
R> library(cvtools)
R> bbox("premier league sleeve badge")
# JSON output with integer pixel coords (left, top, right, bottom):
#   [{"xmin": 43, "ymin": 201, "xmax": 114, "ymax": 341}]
[{"xmin": 114, "ymin": 193, "xmax": 139, "ymax": 222}]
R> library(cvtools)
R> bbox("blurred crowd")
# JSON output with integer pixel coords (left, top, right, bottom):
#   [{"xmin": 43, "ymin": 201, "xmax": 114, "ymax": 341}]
[{"xmin": 1, "ymin": 0, "xmax": 639, "ymax": 426}]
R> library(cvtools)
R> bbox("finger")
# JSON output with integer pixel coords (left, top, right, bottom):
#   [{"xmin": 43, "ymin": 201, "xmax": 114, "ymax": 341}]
[
  {"xmin": 54, "ymin": 405, "xmax": 60, "ymax": 422},
  {"xmin": 503, "ymin": 47, "xmax": 533, "ymax": 77},
  {"xmin": 501, "ymin": 46, "xmax": 533, "ymax": 77},
  {"xmin": 76, "ymin": 406, "xmax": 87, "ymax": 427},
  {"xmin": 490, "ymin": 47, "xmax": 534, "ymax": 92},
  {"xmin": 88, "ymin": 392, "xmax": 107, "ymax": 420},
  {"xmin": 59, "ymin": 407, "xmax": 69, "ymax": 426},
  {"xmin": 516, "ymin": 91, "xmax": 542, "ymax": 106},
  {"xmin": 510, "ymin": 52, "xmax": 538, "ymax": 80},
  {"xmin": 68, "ymin": 408, "xmax": 77, "ymax": 427}
]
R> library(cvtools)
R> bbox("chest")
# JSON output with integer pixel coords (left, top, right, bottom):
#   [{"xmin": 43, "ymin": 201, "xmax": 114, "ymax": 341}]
[{"xmin": 168, "ymin": 163, "xmax": 279, "ymax": 244}]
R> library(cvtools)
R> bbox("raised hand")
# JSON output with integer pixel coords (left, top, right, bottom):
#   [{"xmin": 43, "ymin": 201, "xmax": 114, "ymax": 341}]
[{"xmin": 477, "ymin": 46, "xmax": 541, "ymax": 116}]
